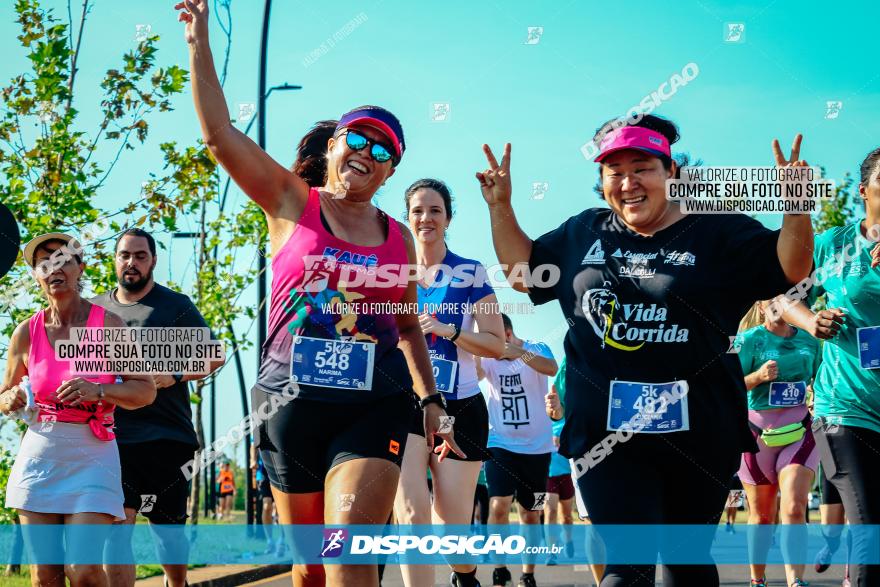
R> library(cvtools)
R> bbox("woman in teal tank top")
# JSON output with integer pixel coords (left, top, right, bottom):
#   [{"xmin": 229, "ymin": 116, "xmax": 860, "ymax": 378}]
[{"xmin": 736, "ymin": 298, "xmax": 821, "ymax": 587}]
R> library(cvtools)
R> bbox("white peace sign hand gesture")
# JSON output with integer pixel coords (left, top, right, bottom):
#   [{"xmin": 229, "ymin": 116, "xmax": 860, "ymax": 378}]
[{"xmin": 476, "ymin": 143, "xmax": 512, "ymax": 206}]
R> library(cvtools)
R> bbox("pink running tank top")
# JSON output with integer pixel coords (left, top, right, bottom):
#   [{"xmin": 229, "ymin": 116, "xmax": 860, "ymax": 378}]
[
  {"xmin": 256, "ymin": 188, "xmax": 413, "ymax": 402},
  {"xmin": 28, "ymin": 303, "xmax": 118, "ymax": 440}
]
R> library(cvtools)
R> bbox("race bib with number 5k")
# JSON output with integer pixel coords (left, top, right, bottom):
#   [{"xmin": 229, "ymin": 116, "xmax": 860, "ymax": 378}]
[
  {"xmin": 290, "ymin": 336, "xmax": 374, "ymax": 391},
  {"xmin": 857, "ymin": 326, "xmax": 880, "ymax": 369},
  {"xmin": 430, "ymin": 357, "xmax": 459, "ymax": 398},
  {"xmin": 768, "ymin": 381, "xmax": 807, "ymax": 407},
  {"xmin": 607, "ymin": 380, "xmax": 689, "ymax": 433}
]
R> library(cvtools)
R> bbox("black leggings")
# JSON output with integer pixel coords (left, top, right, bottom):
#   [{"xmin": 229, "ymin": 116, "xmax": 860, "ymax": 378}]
[
  {"xmin": 814, "ymin": 422, "xmax": 880, "ymax": 586},
  {"xmin": 818, "ymin": 462, "xmax": 842, "ymax": 505},
  {"xmin": 473, "ymin": 483, "xmax": 489, "ymax": 525},
  {"xmin": 574, "ymin": 438, "xmax": 739, "ymax": 586}
]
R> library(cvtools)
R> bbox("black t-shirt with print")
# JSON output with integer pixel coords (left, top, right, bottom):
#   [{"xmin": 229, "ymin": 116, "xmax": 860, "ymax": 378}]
[
  {"xmin": 92, "ymin": 284, "xmax": 207, "ymax": 448},
  {"xmin": 528, "ymin": 208, "xmax": 792, "ymax": 460}
]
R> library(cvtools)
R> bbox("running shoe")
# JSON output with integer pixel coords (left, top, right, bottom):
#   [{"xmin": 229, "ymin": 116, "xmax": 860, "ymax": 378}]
[
  {"xmin": 546, "ymin": 553, "xmax": 558, "ymax": 566},
  {"xmin": 841, "ymin": 580, "xmax": 851, "ymax": 587},
  {"xmin": 517, "ymin": 573, "xmax": 537, "ymax": 587},
  {"xmin": 750, "ymin": 578, "xmax": 767, "ymax": 587},
  {"xmin": 449, "ymin": 571, "xmax": 482, "ymax": 587},
  {"xmin": 815, "ymin": 544, "xmax": 833, "ymax": 573},
  {"xmin": 790, "ymin": 580, "xmax": 809, "ymax": 587},
  {"xmin": 492, "ymin": 566, "xmax": 512, "ymax": 587},
  {"xmin": 274, "ymin": 540, "xmax": 287, "ymax": 558}
]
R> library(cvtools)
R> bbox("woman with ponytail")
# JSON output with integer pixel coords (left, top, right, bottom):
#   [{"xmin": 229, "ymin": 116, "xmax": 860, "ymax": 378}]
[{"xmin": 176, "ymin": 2, "xmax": 460, "ymax": 586}]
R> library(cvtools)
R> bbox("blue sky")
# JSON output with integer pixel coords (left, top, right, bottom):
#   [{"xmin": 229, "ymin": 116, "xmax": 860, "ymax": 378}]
[{"xmin": 2, "ymin": 0, "xmax": 877, "ymax": 462}]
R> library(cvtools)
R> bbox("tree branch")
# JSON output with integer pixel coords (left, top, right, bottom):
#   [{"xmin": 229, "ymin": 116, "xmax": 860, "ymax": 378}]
[
  {"xmin": 54, "ymin": 0, "xmax": 91, "ymax": 197},
  {"xmin": 65, "ymin": 0, "xmax": 90, "ymax": 115},
  {"xmin": 89, "ymin": 105, "xmax": 147, "ymax": 191}
]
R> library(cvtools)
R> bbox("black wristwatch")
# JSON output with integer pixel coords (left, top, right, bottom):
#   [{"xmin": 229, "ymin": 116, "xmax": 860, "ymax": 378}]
[
  {"xmin": 172, "ymin": 373, "xmax": 184, "ymax": 384},
  {"xmin": 419, "ymin": 392, "xmax": 447, "ymax": 410},
  {"xmin": 444, "ymin": 323, "xmax": 461, "ymax": 342}
]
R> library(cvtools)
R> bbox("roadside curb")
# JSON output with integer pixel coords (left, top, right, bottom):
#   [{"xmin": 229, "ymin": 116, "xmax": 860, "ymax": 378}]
[
  {"xmin": 189, "ymin": 565, "xmax": 288, "ymax": 587},
  {"xmin": 136, "ymin": 564, "xmax": 289, "ymax": 587}
]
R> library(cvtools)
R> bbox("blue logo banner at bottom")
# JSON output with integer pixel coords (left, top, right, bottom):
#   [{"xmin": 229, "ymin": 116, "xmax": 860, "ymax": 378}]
[{"xmin": 1, "ymin": 524, "xmax": 878, "ymax": 565}]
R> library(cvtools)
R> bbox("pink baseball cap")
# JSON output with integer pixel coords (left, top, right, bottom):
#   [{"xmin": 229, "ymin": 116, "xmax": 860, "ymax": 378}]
[
  {"xmin": 594, "ymin": 126, "xmax": 671, "ymax": 163},
  {"xmin": 336, "ymin": 107, "xmax": 405, "ymax": 161}
]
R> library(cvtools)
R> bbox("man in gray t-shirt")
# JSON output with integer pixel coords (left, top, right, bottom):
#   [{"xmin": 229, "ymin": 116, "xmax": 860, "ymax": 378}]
[{"xmin": 95, "ymin": 228, "xmax": 223, "ymax": 587}]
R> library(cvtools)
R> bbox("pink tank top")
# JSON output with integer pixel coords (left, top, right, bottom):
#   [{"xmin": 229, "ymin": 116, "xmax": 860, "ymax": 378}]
[
  {"xmin": 28, "ymin": 303, "xmax": 117, "ymax": 440},
  {"xmin": 256, "ymin": 188, "xmax": 412, "ymax": 400}
]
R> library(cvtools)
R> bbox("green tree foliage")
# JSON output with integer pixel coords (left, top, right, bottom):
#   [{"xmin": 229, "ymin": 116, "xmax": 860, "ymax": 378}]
[
  {"xmin": 0, "ymin": 0, "xmax": 266, "ymax": 530},
  {"xmin": 814, "ymin": 170, "xmax": 858, "ymax": 234}
]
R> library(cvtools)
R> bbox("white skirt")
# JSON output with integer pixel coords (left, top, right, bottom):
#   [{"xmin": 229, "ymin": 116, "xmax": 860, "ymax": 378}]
[{"xmin": 5, "ymin": 422, "xmax": 125, "ymax": 520}]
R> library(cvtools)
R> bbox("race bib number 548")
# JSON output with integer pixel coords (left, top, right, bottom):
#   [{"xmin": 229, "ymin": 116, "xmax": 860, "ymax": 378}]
[{"xmin": 291, "ymin": 336, "xmax": 374, "ymax": 391}]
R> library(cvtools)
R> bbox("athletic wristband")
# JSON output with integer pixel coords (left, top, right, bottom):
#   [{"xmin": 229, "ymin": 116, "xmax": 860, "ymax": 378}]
[
  {"xmin": 445, "ymin": 323, "xmax": 461, "ymax": 342},
  {"xmin": 97, "ymin": 384, "xmax": 105, "ymax": 400},
  {"xmin": 419, "ymin": 392, "xmax": 447, "ymax": 410}
]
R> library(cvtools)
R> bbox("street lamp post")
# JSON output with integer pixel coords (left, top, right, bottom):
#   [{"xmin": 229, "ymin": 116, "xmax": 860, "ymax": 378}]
[{"xmin": 251, "ymin": 0, "xmax": 302, "ymax": 532}]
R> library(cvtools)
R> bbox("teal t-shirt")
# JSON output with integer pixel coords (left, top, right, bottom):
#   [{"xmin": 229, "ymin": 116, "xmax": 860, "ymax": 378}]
[
  {"xmin": 736, "ymin": 325, "xmax": 821, "ymax": 411},
  {"xmin": 807, "ymin": 221, "xmax": 880, "ymax": 433},
  {"xmin": 549, "ymin": 358, "xmax": 570, "ymax": 477}
]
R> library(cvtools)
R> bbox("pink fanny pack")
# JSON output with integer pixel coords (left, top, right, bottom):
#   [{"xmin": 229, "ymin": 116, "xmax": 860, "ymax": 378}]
[{"xmin": 35, "ymin": 403, "xmax": 116, "ymax": 441}]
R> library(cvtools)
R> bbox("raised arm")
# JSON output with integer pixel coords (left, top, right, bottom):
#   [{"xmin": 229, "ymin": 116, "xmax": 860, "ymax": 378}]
[
  {"xmin": 772, "ymin": 134, "xmax": 814, "ymax": 284},
  {"xmin": 477, "ymin": 144, "xmax": 533, "ymax": 293},
  {"xmin": 175, "ymin": 0, "xmax": 308, "ymax": 219}
]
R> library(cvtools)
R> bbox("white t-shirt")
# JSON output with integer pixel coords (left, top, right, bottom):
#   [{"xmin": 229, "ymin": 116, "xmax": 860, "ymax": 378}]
[{"xmin": 482, "ymin": 341, "xmax": 556, "ymax": 454}]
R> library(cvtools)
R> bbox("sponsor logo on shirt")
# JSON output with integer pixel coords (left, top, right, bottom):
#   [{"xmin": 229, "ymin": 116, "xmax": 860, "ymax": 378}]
[
  {"xmin": 663, "ymin": 250, "xmax": 696, "ymax": 266},
  {"xmin": 581, "ymin": 239, "xmax": 606, "ymax": 265},
  {"xmin": 321, "ymin": 247, "xmax": 379, "ymax": 267},
  {"xmin": 619, "ymin": 259, "xmax": 656, "ymax": 279},
  {"xmin": 847, "ymin": 261, "xmax": 868, "ymax": 277},
  {"xmin": 611, "ymin": 249, "xmax": 658, "ymax": 262},
  {"xmin": 762, "ymin": 350, "xmax": 780, "ymax": 359},
  {"xmin": 581, "ymin": 281, "xmax": 689, "ymax": 351}
]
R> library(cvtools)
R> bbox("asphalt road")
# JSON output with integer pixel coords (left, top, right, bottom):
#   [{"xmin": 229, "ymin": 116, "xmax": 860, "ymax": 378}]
[{"xmin": 243, "ymin": 563, "xmax": 849, "ymax": 586}]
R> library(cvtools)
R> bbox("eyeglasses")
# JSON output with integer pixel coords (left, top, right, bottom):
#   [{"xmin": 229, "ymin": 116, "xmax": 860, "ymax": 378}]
[{"xmin": 340, "ymin": 129, "xmax": 397, "ymax": 164}]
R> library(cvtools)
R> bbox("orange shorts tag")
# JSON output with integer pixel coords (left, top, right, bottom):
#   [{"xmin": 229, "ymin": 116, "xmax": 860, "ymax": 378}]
[{"xmin": 389, "ymin": 439, "xmax": 400, "ymax": 455}]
